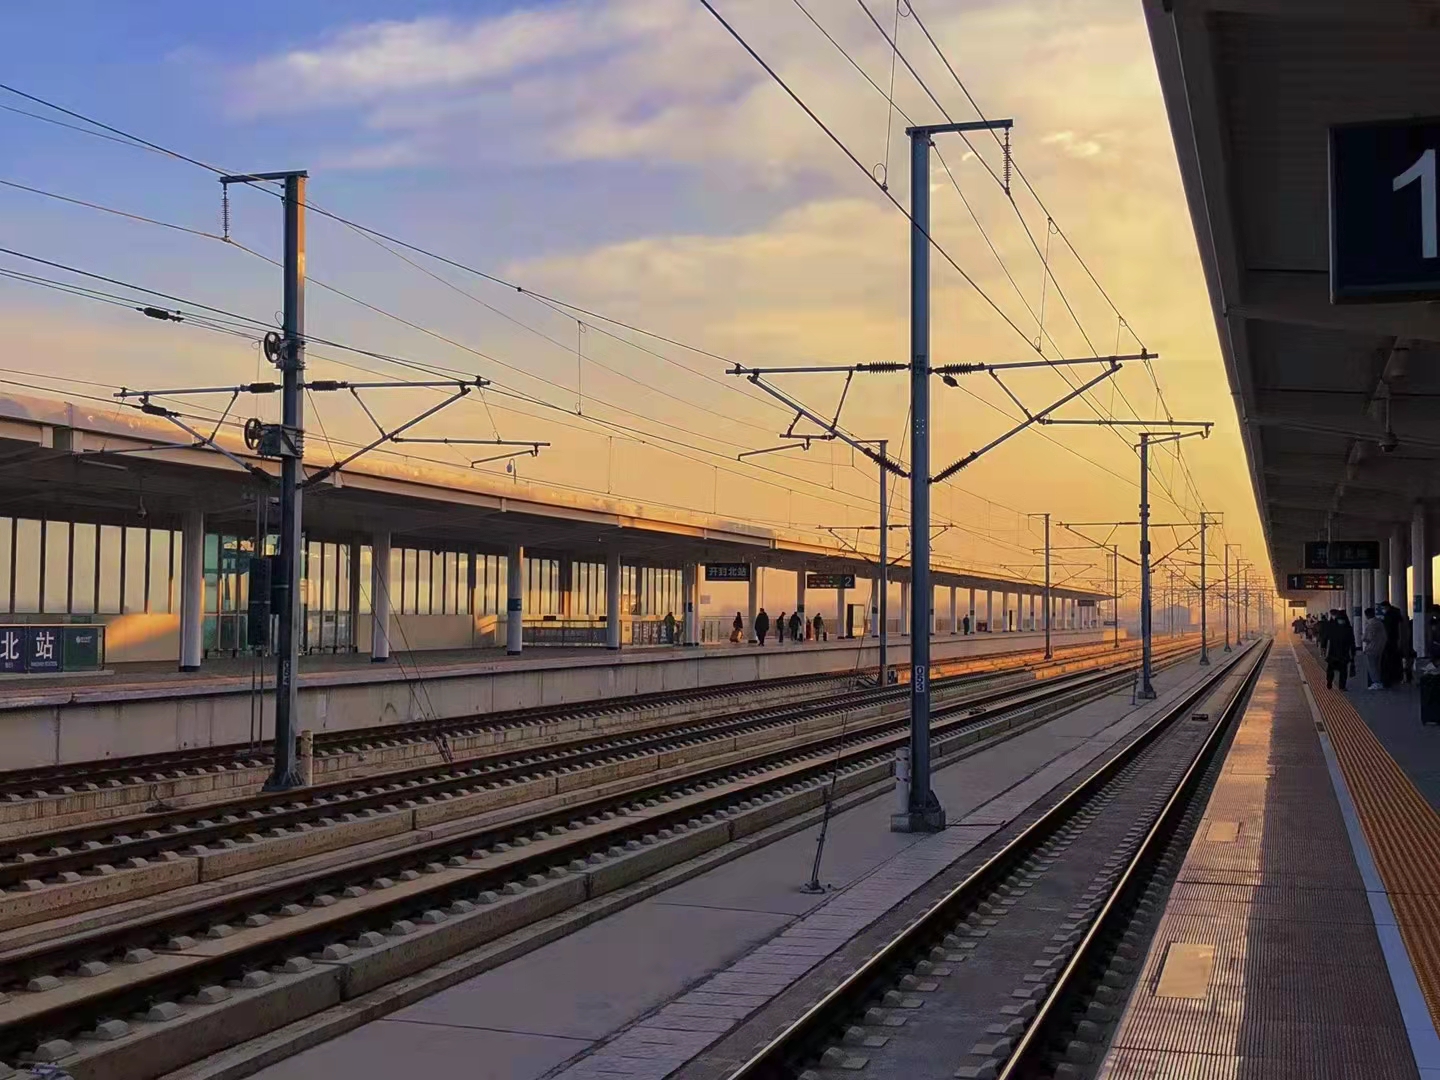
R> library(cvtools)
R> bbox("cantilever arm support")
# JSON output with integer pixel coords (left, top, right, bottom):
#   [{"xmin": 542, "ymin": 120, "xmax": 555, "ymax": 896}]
[
  {"xmin": 931, "ymin": 361, "xmax": 1120, "ymax": 483},
  {"xmin": 124, "ymin": 398, "xmax": 272, "ymax": 482},
  {"xmin": 304, "ymin": 386, "xmax": 472, "ymax": 488},
  {"xmin": 731, "ymin": 371, "xmax": 909, "ymax": 477}
]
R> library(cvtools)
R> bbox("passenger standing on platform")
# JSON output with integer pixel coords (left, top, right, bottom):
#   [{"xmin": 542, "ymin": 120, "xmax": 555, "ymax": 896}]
[
  {"xmin": 789, "ymin": 611, "xmax": 802, "ymax": 643},
  {"xmin": 663, "ymin": 611, "xmax": 676, "ymax": 645},
  {"xmin": 777, "ymin": 612, "xmax": 787, "ymax": 644},
  {"xmin": 731, "ymin": 612, "xmax": 744, "ymax": 643},
  {"xmin": 1316, "ymin": 614, "xmax": 1331, "ymax": 656},
  {"xmin": 813, "ymin": 612, "xmax": 826, "ymax": 642},
  {"xmin": 755, "ymin": 608, "xmax": 770, "ymax": 646},
  {"xmin": 1324, "ymin": 612, "xmax": 1356, "ymax": 691},
  {"xmin": 1381, "ymin": 603, "xmax": 1403, "ymax": 686},
  {"xmin": 1362, "ymin": 607, "xmax": 1387, "ymax": 690}
]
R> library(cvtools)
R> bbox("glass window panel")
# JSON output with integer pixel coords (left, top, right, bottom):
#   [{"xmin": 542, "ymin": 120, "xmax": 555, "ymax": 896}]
[
  {"xmin": 337, "ymin": 544, "xmax": 350, "ymax": 615},
  {"xmin": 42, "ymin": 521, "xmax": 68, "ymax": 613},
  {"xmin": 13, "ymin": 519, "xmax": 40, "ymax": 613},
  {"xmin": 122, "ymin": 527, "xmax": 148, "ymax": 614},
  {"xmin": 388, "ymin": 547, "xmax": 401, "ymax": 615},
  {"xmin": 322, "ymin": 543, "xmax": 336, "ymax": 613},
  {"xmin": 147, "ymin": 530, "xmax": 172, "ymax": 614},
  {"xmin": 0, "ymin": 518, "xmax": 11, "ymax": 613},
  {"xmin": 357, "ymin": 545, "xmax": 371, "ymax": 615},
  {"xmin": 415, "ymin": 550, "xmax": 431, "ymax": 615},
  {"xmin": 99, "ymin": 526, "xmax": 122, "ymax": 614},
  {"xmin": 71, "ymin": 523, "xmax": 96, "ymax": 615}
]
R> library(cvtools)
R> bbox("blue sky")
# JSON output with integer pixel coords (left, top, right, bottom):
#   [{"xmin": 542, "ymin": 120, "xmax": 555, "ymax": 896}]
[{"xmin": 0, "ymin": 0, "xmax": 1267, "ymax": 585}]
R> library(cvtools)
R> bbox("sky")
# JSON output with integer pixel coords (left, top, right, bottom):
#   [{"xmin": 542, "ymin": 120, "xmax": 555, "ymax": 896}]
[{"xmin": 0, "ymin": 0, "xmax": 1274, "ymax": 604}]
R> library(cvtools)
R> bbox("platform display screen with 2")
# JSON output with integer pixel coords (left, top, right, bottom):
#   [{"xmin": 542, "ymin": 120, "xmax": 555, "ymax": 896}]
[{"xmin": 1331, "ymin": 117, "xmax": 1440, "ymax": 302}]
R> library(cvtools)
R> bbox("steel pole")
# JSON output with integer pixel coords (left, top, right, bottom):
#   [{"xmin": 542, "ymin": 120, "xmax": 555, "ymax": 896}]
[
  {"xmin": 879, "ymin": 439, "xmax": 888, "ymax": 686},
  {"xmin": 1138, "ymin": 434, "xmax": 1156, "ymax": 698},
  {"xmin": 1043, "ymin": 512, "xmax": 1052, "ymax": 660},
  {"xmin": 1112, "ymin": 545, "xmax": 1120, "ymax": 649},
  {"xmin": 1199, "ymin": 514, "xmax": 1209, "ymax": 664},
  {"xmin": 267, "ymin": 173, "xmax": 307, "ymax": 791},
  {"xmin": 895, "ymin": 130, "xmax": 944, "ymax": 832}
]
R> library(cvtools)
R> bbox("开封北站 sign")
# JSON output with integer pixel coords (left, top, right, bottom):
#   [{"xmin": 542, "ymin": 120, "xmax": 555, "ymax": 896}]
[
  {"xmin": 1287, "ymin": 573, "xmax": 1347, "ymax": 591},
  {"xmin": 805, "ymin": 573, "xmax": 856, "ymax": 590},
  {"xmin": 1304, "ymin": 541, "xmax": 1380, "ymax": 570},
  {"xmin": 704, "ymin": 563, "xmax": 751, "ymax": 582},
  {"xmin": 1331, "ymin": 118, "xmax": 1440, "ymax": 302}
]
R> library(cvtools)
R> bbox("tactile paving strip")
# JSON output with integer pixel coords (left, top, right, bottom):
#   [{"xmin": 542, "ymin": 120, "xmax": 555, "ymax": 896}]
[
  {"xmin": 1298, "ymin": 646, "xmax": 1440, "ymax": 1032},
  {"xmin": 1099, "ymin": 653, "xmax": 1417, "ymax": 1079}
]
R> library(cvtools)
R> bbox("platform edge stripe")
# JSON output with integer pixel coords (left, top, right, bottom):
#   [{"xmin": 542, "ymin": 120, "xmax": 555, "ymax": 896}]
[{"xmin": 1295, "ymin": 642, "xmax": 1440, "ymax": 1060}]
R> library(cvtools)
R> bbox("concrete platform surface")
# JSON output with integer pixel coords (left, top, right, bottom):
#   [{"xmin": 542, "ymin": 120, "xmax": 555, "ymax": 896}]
[{"xmin": 247, "ymin": 648, "xmax": 1231, "ymax": 1080}]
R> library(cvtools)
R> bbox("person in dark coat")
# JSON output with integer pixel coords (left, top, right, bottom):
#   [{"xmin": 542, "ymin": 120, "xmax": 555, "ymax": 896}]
[
  {"xmin": 663, "ymin": 611, "xmax": 676, "ymax": 645},
  {"xmin": 813, "ymin": 612, "xmax": 826, "ymax": 642},
  {"xmin": 1381, "ymin": 602, "xmax": 1403, "ymax": 686},
  {"xmin": 789, "ymin": 611, "xmax": 802, "ymax": 643},
  {"xmin": 1325, "ymin": 612, "xmax": 1356, "ymax": 690},
  {"xmin": 777, "ymin": 611, "xmax": 787, "ymax": 644},
  {"xmin": 1315, "ymin": 614, "xmax": 1331, "ymax": 655},
  {"xmin": 754, "ymin": 608, "xmax": 770, "ymax": 646}
]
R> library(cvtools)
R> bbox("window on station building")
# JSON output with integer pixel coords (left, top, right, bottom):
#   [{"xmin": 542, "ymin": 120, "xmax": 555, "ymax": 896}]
[
  {"xmin": 42, "ymin": 521, "xmax": 69, "ymax": 614},
  {"xmin": 71, "ymin": 523, "xmax": 97, "ymax": 615},
  {"xmin": 148, "ymin": 529, "xmax": 174, "ymax": 613},
  {"xmin": 0, "ymin": 518, "xmax": 11, "ymax": 612},
  {"xmin": 12, "ymin": 519, "xmax": 40, "ymax": 613},
  {"xmin": 98, "ymin": 525, "xmax": 122, "ymax": 614},
  {"xmin": 356, "ymin": 545, "xmax": 372, "ymax": 615}
]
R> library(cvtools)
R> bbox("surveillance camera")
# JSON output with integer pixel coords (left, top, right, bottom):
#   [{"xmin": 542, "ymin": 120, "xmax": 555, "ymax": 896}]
[{"xmin": 1379, "ymin": 430, "xmax": 1399, "ymax": 454}]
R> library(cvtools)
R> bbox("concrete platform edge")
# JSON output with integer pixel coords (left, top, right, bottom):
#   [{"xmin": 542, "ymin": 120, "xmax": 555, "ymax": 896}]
[{"xmin": 1293, "ymin": 644, "xmax": 1440, "ymax": 1075}]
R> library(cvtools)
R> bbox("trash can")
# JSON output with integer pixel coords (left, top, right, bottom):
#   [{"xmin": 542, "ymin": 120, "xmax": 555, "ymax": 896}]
[{"xmin": 1420, "ymin": 671, "xmax": 1440, "ymax": 726}]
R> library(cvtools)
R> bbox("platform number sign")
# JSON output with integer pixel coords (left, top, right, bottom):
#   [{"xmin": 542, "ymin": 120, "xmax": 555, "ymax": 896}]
[
  {"xmin": 1331, "ymin": 118, "xmax": 1440, "ymax": 302},
  {"xmin": 913, "ymin": 664, "xmax": 927, "ymax": 694}
]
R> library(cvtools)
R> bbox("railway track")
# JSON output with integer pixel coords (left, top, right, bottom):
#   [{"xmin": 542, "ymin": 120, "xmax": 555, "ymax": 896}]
[
  {"xmin": 0, "ymin": 640, "xmax": 1199, "ymax": 917},
  {"xmin": 0, "ymin": 639, "xmax": 1149, "ymax": 804},
  {"xmin": 723, "ymin": 638, "xmax": 1269, "ymax": 1080},
  {"xmin": 0, "ymin": 639, "xmax": 1205, "ymax": 1078}
]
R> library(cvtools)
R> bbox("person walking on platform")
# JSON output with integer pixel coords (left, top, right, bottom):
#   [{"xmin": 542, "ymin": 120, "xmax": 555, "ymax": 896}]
[
  {"xmin": 813, "ymin": 611, "xmax": 826, "ymax": 642},
  {"xmin": 789, "ymin": 611, "xmax": 803, "ymax": 643},
  {"xmin": 663, "ymin": 611, "xmax": 677, "ymax": 645},
  {"xmin": 1362, "ymin": 606, "xmax": 1387, "ymax": 690},
  {"xmin": 1381, "ymin": 602, "xmax": 1403, "ymax": 687},
  {"xmin": 1325, "ymin": 611, "xmax": 1356, "ymax": 691},
  {"xmin": 1315, "ymin": 614, "xmax": 1331, "ymax": 657},
  {"xmin": 776, "ymin": 612, "xmax": 787, "ymax": 644},
  {"xmin": 754, "ymin": 608, "xmax": 770, "ymax": 646}
]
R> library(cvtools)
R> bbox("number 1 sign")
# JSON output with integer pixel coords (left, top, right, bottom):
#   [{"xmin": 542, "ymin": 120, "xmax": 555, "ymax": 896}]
[{"xmin": 1331, "ymin": 118, "xmax": 1440, "ymax": 302}]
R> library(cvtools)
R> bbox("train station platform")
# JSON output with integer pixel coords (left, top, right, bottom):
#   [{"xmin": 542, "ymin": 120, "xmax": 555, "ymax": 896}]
[
  {"xmin": 1099, "ymin": 642, "xmax": 1440, "ymax": 1078},
  {"xmin": 0, "ymin": 627, "xmax": 1115, "ymax": 770},
  {"xmin": 219, "ymin": 641, "xmax": 1229, "ymax": 1080}
]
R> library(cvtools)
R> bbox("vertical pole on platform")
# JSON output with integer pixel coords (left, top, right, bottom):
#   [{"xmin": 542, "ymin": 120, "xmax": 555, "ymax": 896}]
[
  {"xmin": 1139, "ymin": 434, "xmax": 1155, "ymax": 699},
  {"xmin": 1199, "ymin": 512, "xmax": 1209, "ymax": 665}
]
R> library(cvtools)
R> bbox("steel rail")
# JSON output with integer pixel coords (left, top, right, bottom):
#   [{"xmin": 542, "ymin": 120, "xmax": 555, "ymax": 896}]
[{"xmin": 724, "ymin": 639, "xmax": 1265, "ymax": 1080}]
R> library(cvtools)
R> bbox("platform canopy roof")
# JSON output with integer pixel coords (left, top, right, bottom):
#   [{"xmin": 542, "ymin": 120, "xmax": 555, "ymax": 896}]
[
  {"xmin": 0, "ymin": 391, "xmax": 1105, "ymax": 602},
  {"xmin": 1145, "ymin": 0, "xmax": 1440, "ymax": 596}
]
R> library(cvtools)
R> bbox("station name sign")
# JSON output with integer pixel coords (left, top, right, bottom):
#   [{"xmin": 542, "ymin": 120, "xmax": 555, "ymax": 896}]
[
  {"xmin": 1304, "ymin": 540, "xmax": 1380, "ymax": 570},
  {"xmin": 1331, "ymin": 117, "xmax": 1440, "ymax": 302},
  {"xmin": 704, "ymin": 563, "xmax": 751, "ymax": 582},
  {"xmin": 1287, "ymin": 572, "xmax": 1347, "ymax": 591},
  {"xmin": 806, "ymin": 573, "xmax": 856, "ymax": 589},
  {"xmin": 0, "ymin": 625, "xmax": 104, "ymax": 674}
]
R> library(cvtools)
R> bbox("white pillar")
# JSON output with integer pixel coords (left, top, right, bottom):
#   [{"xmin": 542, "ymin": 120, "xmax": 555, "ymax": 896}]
[
  {"xmin": 967, "ymin": 588, "xmax": 976, "ymax": 633},
  {"xmin": 605, "ymin": 550, "xmax": 622, "ymax": 650},
  {"xmin": 506, "ymin": 543, "xmax": 524, "ymax": 655},
  {"xmin": 1360, "ymin": 568, "xmax": 1374, "ymax": 616},
  {"xmin": 836, "ymin": 584, "xmax": 846, "ymax": 638},
  {"xmin": 179, "ymin": 509, "xmax": 204, "ymax": 671},
  {"xmin": 1028, "ymin": 593, "xmax": 1037, "ymax": 632},
  {"xmin": 1414, "ymin": 506, "xmax": 1428, "ymax": 657},
  {"xmin": 749, "ymin": 567, "xmax": 760, "ymax": 642},
  {"xmin": 900, "ymin": 581, "xmax": 910, "ymax": 635},
  {"xmin": 371, "ymin": 531, "xmax": 392, "ymax": 662},
  {"xmin": 684, "ymin": 562, "xmax": 699, "ymax": 645},
  {"xmin": 948, "ymin": 586, "xmax": 957, "ymax": 635},
  {"xmin": 1391, "ymin": 526, "xmax": 1406, "ymax": 608},
  {"xmin": 986, "ymin": 590, "xmax": 994, "ymax": 631}
]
